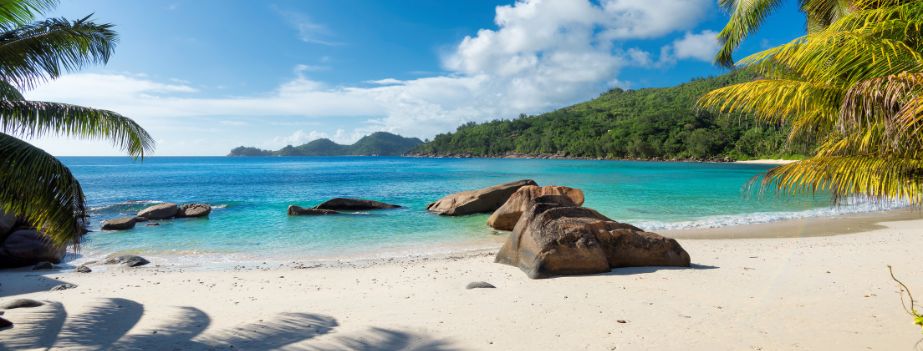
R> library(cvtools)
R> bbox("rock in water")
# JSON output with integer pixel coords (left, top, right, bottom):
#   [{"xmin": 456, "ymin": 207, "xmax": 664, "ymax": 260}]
[
  {"xmin": 0, "ymin": 298, "xmax": 43, "ymax": 309},
  {"xmin": 314, "ymin": 198, "xmax": 401, "ymax": 211},
  {"xmin": 50, "ymin": 283, "xmax": 77, "ymax": 291},
  {"xmin": 495, "ymin": 197, "xmax": 690, "ymax": 279},
  {"xmin": 288, "ymin": 206, "xmax": 339, "ymax": 216},
  {"xmin": 136, "ymin": 203, "xmax": 178, "ymax": 220},
  {"xmin": 104, "ymin": 255, "xmax": 150, "ymax": 267},
  {"xmin": 76, "ymin": 265, "xmax": 92, "ymax": 273},
  {"xmin": 466, "ymin": 281, "xmax": 496, "ymax": 289},
  {"xmin": 101, "ymin": 217, "xmax": 136, "ymax": 231},
  {"xmin": 176, "ymin": 204, "xmax": 212, "ymax": 218},
  {"xmin": 487, "ymin": 185, "xmax": 585, "ymax": 231},
  {"xmin": 427, "ymin": 179, "xmax": 538, "ymax": 216},
  {"xmin": 32, "ymin": 261, "xmax": 54, "ymax": 270},
  {"xmin": 0, "ymin": 229, "xmax": 66, "ymax": 268}
]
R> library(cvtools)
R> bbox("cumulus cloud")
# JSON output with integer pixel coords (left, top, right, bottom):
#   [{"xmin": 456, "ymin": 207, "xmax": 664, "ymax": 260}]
[
  {"xmin": 661, "ymin": 30, "xmax": 721, "ymax": 63},
  {"xmin": 26, "ymin": 0, "xmax": 717, "ymax": 155}
]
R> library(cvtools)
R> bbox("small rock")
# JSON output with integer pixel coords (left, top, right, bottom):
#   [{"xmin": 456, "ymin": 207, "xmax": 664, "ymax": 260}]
[
  {"xmin": 32, "ymin": 261, "xmax": 54, "ymax": 270},
  {"xmin": 50, "ymin": 283, "xmax": 77, "ymax": 291},
  {"xmin": 0, "ymin": 299, "xmax": 43, "ymax": 309},
  {"xmin": 101, "ymin": 217, "xmax": 136, "ymax": 231},
  {"xmin": 76, "ymin": 265, "xmax": 92, "ymax": 273},
  {"xmin": 104, "ymin": 255, "xmax": 150, "ymax": 267},
  {"xmin": 617, "ymin": 320, "xmax": 627, "ymax": 324},
  {"xmin": 0, "ymin": 316, "xmax": 11, "ymax": 329},
  {"xmin": 466, "ymin": 281, "xmax": 496, "ymax": 289}
]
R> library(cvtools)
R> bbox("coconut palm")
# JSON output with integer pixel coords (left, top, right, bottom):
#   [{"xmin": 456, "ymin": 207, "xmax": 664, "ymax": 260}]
[
  {"xmin": 700, "ymin": 0, "xmax": 923, "ymax": 204},
  {"xmin": 0, "ymin": 0, "xmax": 154, "ymax": 249}
]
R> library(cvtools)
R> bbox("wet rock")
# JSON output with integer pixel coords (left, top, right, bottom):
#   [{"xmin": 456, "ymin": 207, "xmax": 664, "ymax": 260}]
[
  {"xmin": 466, "ymin": 281, "xmax": 496, "ymax": 289},
  {"xmin": 104, "ymin": 254, "xmax": 150, "ymax": 267},
  {"xmin": 176, "ymin": 204, "xmax": 212, "ymax": 218},
  {"xmin": 288, "ymin": 206, "xmax": 339, "ymax": 216},
  {"xmin": 76, "ymin": 265, "xmax": 92, "ymax": 273},
  {"xmin": 101, "ymin": 217, "xmax": 136, "ymax": 231},
  {"xmin": 50, "ymin": 283, "xmax": 77, "ymax": 291},
  {"xmin": 136, "ymin": 203, "xmax": 178, "ymax": 220},
  {"xmin": 0, "ymin": 298, "xmax": 43, "ymax": 309},
  {"xmin": 427, "ymin": 179, "xmax": 538, "ymax": 216},
  {"xmin": 314, "ymin": 198, "xmax": 401, "ymax": 211},
  {"xmin": 32, "ymin": 261, "xmax": 54, "ymax": 270}
]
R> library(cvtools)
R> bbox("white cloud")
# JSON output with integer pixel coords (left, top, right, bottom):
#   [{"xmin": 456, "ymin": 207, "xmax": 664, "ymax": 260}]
[
  {"xmin": 277, "ymin": 8, "xmax": 342, "ymax": 46},
  {"xmin": 273, "ymin": 129, "xmax": 363, "ymax": 147},
  {"xmin": 661, "ymin": 30, "xmax": 721, "ymax": 63},
  {"xmin": 25, "ymin": 0, "xmax": 718, "ymax": 155}
]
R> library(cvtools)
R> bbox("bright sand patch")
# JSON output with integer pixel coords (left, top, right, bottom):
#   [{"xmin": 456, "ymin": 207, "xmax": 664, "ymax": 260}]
[
  {"xmin": 734, "ymin": 159, "xmax": 799, "ymax": 165},
  {"xmin": 1, "ymin": 217, "xmax": 922, "ymax": 350}
]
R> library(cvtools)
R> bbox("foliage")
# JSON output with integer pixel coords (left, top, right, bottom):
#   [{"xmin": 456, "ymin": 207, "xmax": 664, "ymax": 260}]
[
  {"xmin": 0, "ymin": 0, "xmax": 153, "ymax": 248},
  {"xmin": 888, "ymin": 266, "xmax": 923, "ymax": 335},
  {"xmin": 229, "ymin": 132, "xmax": 423, "ymax": 157},
  {"xmin": 414, "ymin": 70, "xmax": 808, "ymax": 160}
]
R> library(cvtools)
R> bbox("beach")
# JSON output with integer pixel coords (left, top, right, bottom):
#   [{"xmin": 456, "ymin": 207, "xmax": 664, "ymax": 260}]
[{"xmin": 2, "ymin": 212, "xmax": 922, "ymax": 350}]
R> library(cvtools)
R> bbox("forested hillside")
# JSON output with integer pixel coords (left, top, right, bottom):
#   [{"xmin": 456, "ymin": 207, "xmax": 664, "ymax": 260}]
[
  {"xmin": 412, "ymin": 70, "xmax": 809, "ymax": 161},
  {"xmin": 229, "ymin": 132, "xmax": 423, "ymax": 156}
]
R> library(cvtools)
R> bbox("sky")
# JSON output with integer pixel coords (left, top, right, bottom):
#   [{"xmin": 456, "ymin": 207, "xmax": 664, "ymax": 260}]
[{"xmin": 23, "ymin": 0, "xmax": 806, "ymax": 156}]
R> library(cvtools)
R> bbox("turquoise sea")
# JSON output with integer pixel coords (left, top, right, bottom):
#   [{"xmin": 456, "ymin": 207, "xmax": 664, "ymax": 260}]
[{"xmin": 64, "ymin": 157, "xmax": 893, "ymax": 263}]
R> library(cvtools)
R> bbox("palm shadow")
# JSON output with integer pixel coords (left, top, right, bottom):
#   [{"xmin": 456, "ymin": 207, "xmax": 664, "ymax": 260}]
[
  {"xmin": 602, "ymin": 263, "xmax": 720, "ymax": 276},
  {"xmin": 0, "ymin": 298, "xmax": 455, "ymax": 351},
  {"xmin": 0, "ymin": 270, "xmax": 76, "ymax": 297}
]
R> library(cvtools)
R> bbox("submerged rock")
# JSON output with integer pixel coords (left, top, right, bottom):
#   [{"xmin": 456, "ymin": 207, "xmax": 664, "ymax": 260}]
[
  {"xmin": 495, "ymin": 197, "xmax": 690, "ymax": 279},
  {"xmin": 176, "ymin": 204, "xmax": 212, "ymax": 218},
  {"xmin": 0, "ymin": 298, "xmax": 43, "ymax": 309},
  {"xmin": 487, "ymin": 185, "xmax": 585, "ymax": 231},
  {"xmin": 288, "ymin": 206, "xmax": 339, "ymax": 216},
  {"xmin": 427, "ymin": 179, "xmax": 538, "ymax": 216},
  {"xmin": 137, "ymin": 203, "xmax": 178, "ymax": 220},
  {"xmin": 104, "ymin": 255, "xmax": 150, "ymax": 267},
  {"xmin": 101, "ymin": 217, "xmax": 136, "ymax": 231},
  {"xmin": 465, "ymin": 281, "xmax": 496, "ymax": 289},
  {"xmin": 314, "ymin": 198, "xmax": 401, "ymax": 211},
  {"xmin": 0, "ymin": 229, "xmax": 66, "ymax": 268}
]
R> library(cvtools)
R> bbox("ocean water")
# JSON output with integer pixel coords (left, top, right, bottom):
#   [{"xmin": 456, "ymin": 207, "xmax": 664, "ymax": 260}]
[{"xmin": 62, "ymin": 156, "xmax": 895, "ymax": 263}]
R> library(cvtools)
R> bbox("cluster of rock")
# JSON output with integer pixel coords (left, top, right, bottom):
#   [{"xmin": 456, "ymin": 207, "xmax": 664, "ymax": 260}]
[
  {"xmin": 0, "ymin": 210, "xmax": 66, "ymax": 268},
  {"xmin": 101, "ymin": 203, "xmax": 212, "ymax": 231},
  {"xmin": 288, "ymin": 198, "xmax": 401, "ymax": 216},
  {"xmin": 426, "ymin": 179, "xmax": 690, "ymax": 278}
]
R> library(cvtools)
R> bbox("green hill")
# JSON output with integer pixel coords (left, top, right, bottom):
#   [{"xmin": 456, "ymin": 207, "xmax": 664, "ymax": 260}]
[
  {"xmin": 228, "ymin": 132, "xmax": 423, "ymax": 156},
  {"xmin": 412, "ymin": 70, "xmax": 809, "ymax": 161}
]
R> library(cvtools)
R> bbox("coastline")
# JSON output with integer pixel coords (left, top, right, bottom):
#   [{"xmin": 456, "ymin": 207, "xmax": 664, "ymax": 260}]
[
  {"xmin": 734, "ymin": 159, "xmax": 799, "ymax": 165},
  {"xmin": 2, "ymin": 215, "xmax": 921, "ymax": 350}
]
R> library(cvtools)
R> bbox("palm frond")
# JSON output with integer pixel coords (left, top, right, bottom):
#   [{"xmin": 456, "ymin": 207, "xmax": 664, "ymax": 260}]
[
  {"xmin": 715, "ymin": 0, "xmax": 785, "ymax": 67},
  {"xmin": 0, "ymin": 0, "xmax": 56, "ymax": 26},
  {"xmin": 0, "ymin": 78, "xmax": 22, "ymax": 100},
  {"xmin": 0, "ymin": 100, "xmax": 155, "ymax": 157},
  {"xmin": 0, "ymin": 132, "xmax": 85, "ymax": 248},
  {"xmin": 0, "ymin": 15, "xmax": 116, "ymax": 90}
]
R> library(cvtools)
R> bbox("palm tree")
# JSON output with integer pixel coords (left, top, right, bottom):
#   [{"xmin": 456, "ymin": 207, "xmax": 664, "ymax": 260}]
[
  {"xmin": 0, "ymin": 0, "xmax": 154, "ymax": 249},
  {"xmin": 700, "ymin": 0, "xmax": 923, "ymax": 204}
]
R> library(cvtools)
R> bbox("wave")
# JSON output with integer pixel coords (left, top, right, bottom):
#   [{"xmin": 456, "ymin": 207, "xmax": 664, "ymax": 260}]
[{"xmin": 89, "ymin": 200, "xmax": 165, "ymax": 213}]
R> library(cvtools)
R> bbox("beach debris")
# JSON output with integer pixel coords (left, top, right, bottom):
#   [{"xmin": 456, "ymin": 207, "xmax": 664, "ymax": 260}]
[
  {"xmin": 314, "ymin": 198, "xmax": 401, "ymax": 211},
  {"xmin": 0, "ymin": 316, "xmax": 11, "ymax": 329},
  {"xmin": 32, "ymin": 261, "xmax": 54, "ymax": 270},
  {"xmin": 0, "ymin": 298, "xmax": 43, "ymax": 309},
  {"xmin": 466, "ymin": 281, "xmax": 496, "ymax": 289},
  {"xmin": 50, "ymin": 283, "xmax": 77, "ymax": 291},
  {"xmin": 495, "ymin": 196, "xmax": 690, "ymax": 279},
  {"xmin": 137, "ymin": 203, "xmax": 179, "ymax": 220},
  {"xmin": 104, "ymin": 254, "xmax": 150, "ymax": 267},
  {"xmin": 617, "ymin": 320, "xmax": 628, "ymax": 324},
  {"xmin": 176, "ymin": 203, "xmax": 212, "ymax": 218},
  {"xmin": 101, "ymin": 217, "xmax": 137, "ymax": 231},
  {"xmin": 76, "ymin": 265, "xmax": 92, "ymax": 273},
  {"xmin": 0, "ymin": 228, "xmax": 66, "ymax": 269},
  {"xmin": 427, "ymin": 179, "xmax": 538, "ymax": 216},
  {"xmin": 488, "ymin": 185, "xmax": 585, "ymax": 231},
  {"xmin": 287, "ymin": 206, "xmax": 339, "ymax": 216}
]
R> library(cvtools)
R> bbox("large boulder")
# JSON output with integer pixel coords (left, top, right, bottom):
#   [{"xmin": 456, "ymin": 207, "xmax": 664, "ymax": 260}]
[
  {"xmin": 288, "ymin": 206, "xmax": 339, "ymax": 216},
  {"xmin": 487, "ymin": 185, "xmax": 585, "ymax": 231},
  {"xmin": 101, "ymin": 217, "xmax": 136, "ymax": 231},
  {"xmin": 314, "ymin": 198, "xmax": 401, "ymax": 211},
  {"xmin": 0, "ymin": 229, "xmax": 66, "ymax": 268},
  {"xmin": 0, "ymin": 210, "xmax": 17, "ymax": 240},
  {"xmin": 137, "ymin": 203, "xmax": 178, "ymax": 220},
  {"xmin": 495, "ymin": 197, "xmax": 690, "ymax": 279},
  {"xmin": 427, "ymin": 179, "xmax": 538, "ymax": 216},
  {"xmin": 176, "ymin": 204, "xmax": 212, "ymax": 218}
]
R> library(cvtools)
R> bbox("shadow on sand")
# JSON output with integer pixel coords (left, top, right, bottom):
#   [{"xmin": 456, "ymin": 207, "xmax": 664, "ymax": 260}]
[
  {"xmin": 0, "ymin": 298, "xmax": 456, "ymax": 350},
  {"xmin": 602, "ymin": 263, "xmax": 720, "ymax": 276}
]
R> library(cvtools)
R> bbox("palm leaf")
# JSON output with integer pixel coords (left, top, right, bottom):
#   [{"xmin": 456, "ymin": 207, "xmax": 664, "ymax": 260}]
[
  {"xmin": 0, "ymin": 0, "xmax": 56, "ymax": 26},
  {"xmin": 715, "ymin": 0, "xmax": 785, "ymax": 67},
  {"xmin": 0, "ymin": 132, "xmax": 85, "ymax": 248},
  {"xmin": 0, "ymin": 78, "xmax": 22, "ymax": 100},
  {"xmin": 0, "ymin": 15, "xmax": 116, "ymax": 89},
  {"xmin": 0, "ymin": 100, "xmax": 155, "ymax": 157}
]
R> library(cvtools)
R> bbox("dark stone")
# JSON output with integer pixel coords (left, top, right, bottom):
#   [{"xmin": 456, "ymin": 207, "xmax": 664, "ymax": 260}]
[
  {"xmin": 0, "ymin": 298, "xmax": 43, "ymax": 309},
  {"xmin": 0, "ymin": 229, "xmax": 66, "ymax": 268},
  {"xmin": 76, "ymin": 265, "xmax": 92, "ymax": 273},
  {"xmin": 314, "ymin": 198, "xmax": 401, "ymax": 211},
  {"xmin": 136, "ymin": 203, "xmax": 178, "ymax": 220},
  {"xmin": 0, "ymin": 210, "xmax": 17, "ymax": 240},
  {"xmin": 288, "ymin": 206, "xmax": 339, "ymax": 216},
  {"xmin": 176, "ymin": 204, "xmax": 212, "ymax": 218},
  {"xmin": 50, "ymin": 283, "xmax": 77, "ymax": 291},
  {"xmin": 101, "ymin": 217, "xmax": 136, "ymax": 231},
  {"xmin": 32, "ymin": 261, "xmax": 54, "ymax": 270},
  {"xmin": 427, "ymin": 179, "xmax": 538, "ymax": 216},
  {"xmin": 466, "ymin": 281, "xmax": 496, "ymax": 289},
  {"xmin": 104, "ymin": 255, "xmax": 150, "ymax": 267},
  {"xmin": 0, "ymin": 316, "xmax": 11, "ymax": 329}
]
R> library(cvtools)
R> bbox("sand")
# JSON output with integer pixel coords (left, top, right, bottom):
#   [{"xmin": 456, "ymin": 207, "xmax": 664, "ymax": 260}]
[{"xmin": 1, "ymin": 216, "xmax": 922, "ymax": 350}]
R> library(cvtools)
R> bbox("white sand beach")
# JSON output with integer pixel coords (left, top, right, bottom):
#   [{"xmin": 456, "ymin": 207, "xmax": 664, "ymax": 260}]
[{"xmin": 1, "ymin": 214, "xmax": 922, "ymax": 350}]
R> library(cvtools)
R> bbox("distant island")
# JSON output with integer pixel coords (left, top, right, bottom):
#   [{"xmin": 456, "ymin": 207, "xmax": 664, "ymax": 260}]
[{"xmin": 229, "ymin": 132, "xmax": 423, "ymax": 156}]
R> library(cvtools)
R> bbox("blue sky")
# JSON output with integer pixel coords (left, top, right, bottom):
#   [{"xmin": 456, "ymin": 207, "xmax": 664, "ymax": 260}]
[{"xmin": 26, "ymin": 0, "xmax": 806, "ymax": 156}]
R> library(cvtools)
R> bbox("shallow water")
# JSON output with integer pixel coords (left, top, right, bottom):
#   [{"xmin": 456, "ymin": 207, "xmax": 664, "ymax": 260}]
[{"xmin": 63, "ymin": 156, "xmax": 895, "ymax": 262}]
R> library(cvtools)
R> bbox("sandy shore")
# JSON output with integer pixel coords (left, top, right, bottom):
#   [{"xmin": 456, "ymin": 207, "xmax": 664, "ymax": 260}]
[
  {"xmin": 734, "ymin": 159, "xmax": 799, "ymax": 165},
  {"xmin": 2, "ymin": 216, "xmax": 923, "ymax": 350}
]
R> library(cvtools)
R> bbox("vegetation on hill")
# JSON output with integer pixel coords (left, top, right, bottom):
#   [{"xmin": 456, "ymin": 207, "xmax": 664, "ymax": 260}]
[
  {"xmin": 229, "ymin": 132, "xmax": 423, "ymax": 156},
  {"xmin": 412, "ymin": 70, "xmax": 808, "ymax": 161}
]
